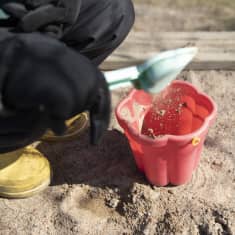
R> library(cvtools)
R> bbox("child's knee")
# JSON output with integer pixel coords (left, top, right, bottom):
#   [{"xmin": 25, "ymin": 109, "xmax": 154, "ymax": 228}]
[{"xmin": 111, "ymin": 0, "xmax": 135, "ymax": 36}]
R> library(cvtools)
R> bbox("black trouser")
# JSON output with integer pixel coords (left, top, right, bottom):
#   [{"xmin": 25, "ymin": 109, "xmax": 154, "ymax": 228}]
[
  {"xmin": 0, "ymin": 0, "xmax": 135, "ymax": 66},
  {"xmin": 63, "ymin": 0, "xmax": 135, "ymax": 65},
  {"xmin": 0, "ymin": 0, "xmax": 135, "ymax": 153}
]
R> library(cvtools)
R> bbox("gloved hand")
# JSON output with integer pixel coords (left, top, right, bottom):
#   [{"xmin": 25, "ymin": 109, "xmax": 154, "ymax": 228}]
[
  {"xmin": 0, "ymin": 0, "xmax": 81, "ymax": 37},
  {"xmin": 0, "ymin": 32, "xmax": 110, "ymax": 152}
]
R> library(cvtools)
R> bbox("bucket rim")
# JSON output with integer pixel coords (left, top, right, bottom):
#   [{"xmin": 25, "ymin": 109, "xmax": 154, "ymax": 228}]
[{"xmin": 115, "ymin": 80, "xmax": 217, "ymax": 147}]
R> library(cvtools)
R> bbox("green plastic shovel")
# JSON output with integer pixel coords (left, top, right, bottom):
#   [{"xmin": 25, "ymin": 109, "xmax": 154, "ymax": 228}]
[{"xmin": 104, "ymin": 47, "xmax": 198, "ymax": 94}]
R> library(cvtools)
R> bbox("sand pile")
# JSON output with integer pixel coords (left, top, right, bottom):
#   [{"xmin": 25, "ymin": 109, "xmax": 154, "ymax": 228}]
[{"xmin": 0, "ymin": 71, "xmax": 234, "ymax": 235}]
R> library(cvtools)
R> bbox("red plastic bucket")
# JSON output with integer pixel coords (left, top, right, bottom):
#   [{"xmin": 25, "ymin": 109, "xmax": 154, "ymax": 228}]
[{"xmin": 115, "ymin": 81, "xmax": 217, "ymax": 186}]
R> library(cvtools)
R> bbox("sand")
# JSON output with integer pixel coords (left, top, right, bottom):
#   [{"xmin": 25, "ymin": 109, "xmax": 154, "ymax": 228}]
[{"xmin": 0, "ymin": 71, "xmax": 234, "ymax": 235}]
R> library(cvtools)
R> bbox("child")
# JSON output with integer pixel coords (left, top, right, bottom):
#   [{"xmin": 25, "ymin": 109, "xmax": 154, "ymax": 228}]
[{"xmin": 0, "ymin": 0, "xmax": 135, "ymax": 198}]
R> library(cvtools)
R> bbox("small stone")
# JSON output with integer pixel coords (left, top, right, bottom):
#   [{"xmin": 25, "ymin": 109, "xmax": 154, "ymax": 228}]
[
  {"xmin": 158, "ymin": 110, "xmax": 166, "ymax": 116},
  {"xmin": 107, "ymin": 198, "xmax": 119, "ymax": 208},
  {"xmin": 149, "ymin": 191, "xmax": 160, "ymax": 200},
  {"xmin": 147, "ymin": 212, "xmax": 152, "ymax": 217},
  {"xmin": 212, "ymin": 160, "xmax": 223, "ymax": 169},
  {"xmin": 175, "ymin": 108, "xmax": 181, "ymax": 114},
  {"xmin": 132, "ymin": 197, "xmax": 137, "ymax": 204},
  {"xmin": 143, "ymin": 228, "xmax": 150, "ymax": 235},
  {"xmin": 139, "ymin": 212, "xmax": 144, "ymax": 217},
  {"xmin": 168, "ymin": 190, "xmax": 174, "ymax": 194}
]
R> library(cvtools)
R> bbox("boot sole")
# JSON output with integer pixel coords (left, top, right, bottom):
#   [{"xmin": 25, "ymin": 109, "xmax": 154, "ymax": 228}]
[{"xmin": 0, "ymin": 177, "xmax": 51, "ymax": 199}]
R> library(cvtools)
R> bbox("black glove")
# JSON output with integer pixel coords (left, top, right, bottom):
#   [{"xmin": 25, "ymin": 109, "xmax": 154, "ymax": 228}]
[
  {"xmin": 0, "ymin": 0, "xmax": 81, "ymax": 37},
  {"xmin": 0, "ymin": 32, "xmax": 110, "ymax": 152}
]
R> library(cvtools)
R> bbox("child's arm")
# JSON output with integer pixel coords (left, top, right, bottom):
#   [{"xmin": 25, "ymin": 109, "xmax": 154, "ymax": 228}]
[{"xmin": 0, "ymin": 32, "xmax": 110, "ymax": 153}]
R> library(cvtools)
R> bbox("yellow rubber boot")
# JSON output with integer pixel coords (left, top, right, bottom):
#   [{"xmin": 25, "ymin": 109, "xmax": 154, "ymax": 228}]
[
  {"xmin": 41, "ymin": 112, "xmax": 89, "ymax": 142},
  {"xmin": 0, "ymin": 146, "xmax": 51, "ymax": 198}
]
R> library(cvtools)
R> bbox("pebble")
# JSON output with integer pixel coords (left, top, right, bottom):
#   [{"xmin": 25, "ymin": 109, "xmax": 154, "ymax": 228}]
[
  {"xmin": 114, "ymin": 188, "xmax": 119, "ymax": 193},
  {"xmin": 132, "ymin": 195, "xmax": 137, "ymax": 204},
  {"xmin": 149, "ymin": 191, "xmax": 160, "ymax": 201},
  {"xmin": 107, "ymin": 198, "xmax": 119, "ymax": 208},
  {"xmin": 168, "ymin": 190, "xmax": 174, "ymax": 195}
]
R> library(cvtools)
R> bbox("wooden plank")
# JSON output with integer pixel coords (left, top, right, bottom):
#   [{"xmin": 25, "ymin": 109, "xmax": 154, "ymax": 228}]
[{"xmin": 101, "ymin": 32, "xmax": 235, "ymax": 71}]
